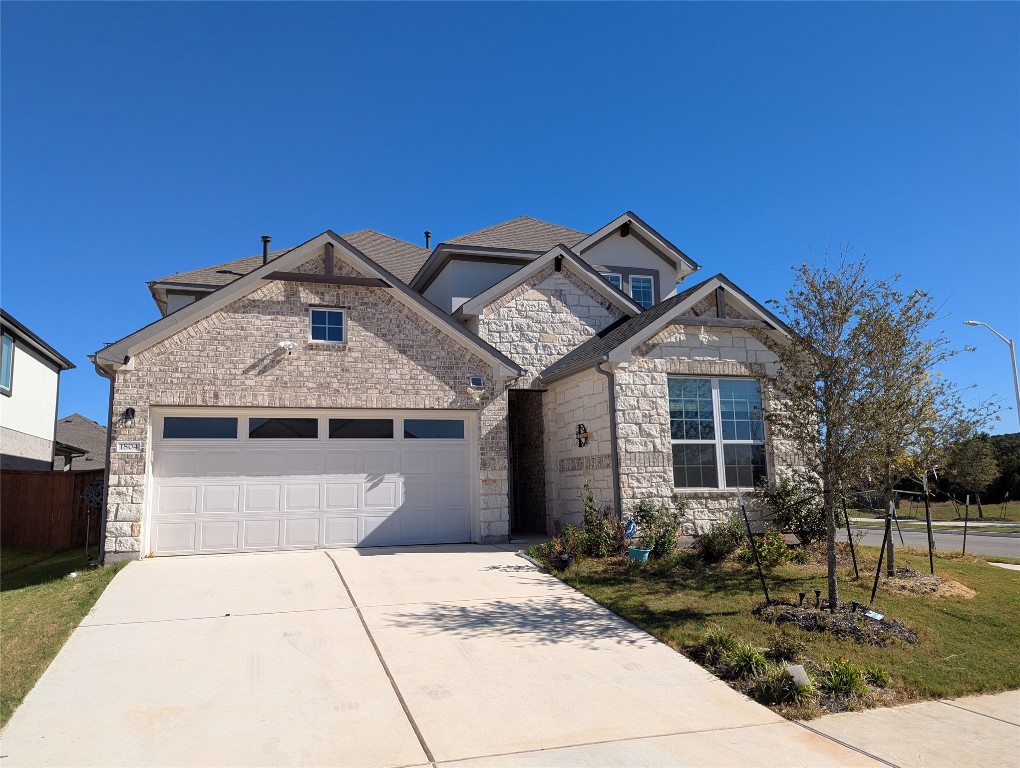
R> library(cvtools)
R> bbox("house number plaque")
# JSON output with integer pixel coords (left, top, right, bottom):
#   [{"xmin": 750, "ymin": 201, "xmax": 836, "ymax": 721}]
[{"xmin": 115, "ymin": 441, "xmax": 142, "ymax": 453}]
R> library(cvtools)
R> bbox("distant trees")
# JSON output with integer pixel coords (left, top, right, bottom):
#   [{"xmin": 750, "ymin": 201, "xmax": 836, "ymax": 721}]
[{"xmin": 944, "ymin": 437, "xmax": 1000, "ymax": 518}]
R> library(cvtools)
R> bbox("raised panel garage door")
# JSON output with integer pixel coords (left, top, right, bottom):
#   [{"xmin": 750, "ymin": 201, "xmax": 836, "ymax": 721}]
[{"xmin": 149, "ymin": 411, "xmax": 474, "ymax": 555}]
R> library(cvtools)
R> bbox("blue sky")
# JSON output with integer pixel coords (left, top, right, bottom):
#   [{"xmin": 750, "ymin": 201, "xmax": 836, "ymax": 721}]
[{"xmin": 2, "ymin": 2, "xmax": 1018, "ymax": 431}]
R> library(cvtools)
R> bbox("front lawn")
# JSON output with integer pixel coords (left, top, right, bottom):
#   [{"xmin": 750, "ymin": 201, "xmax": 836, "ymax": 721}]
[
  {"xmin": 0, "ymin": 549, "xmax": 126, "ymax": 727},
  {"xmin": 536, "ymin": 543, "xmax": 1020, "ymax": 718}
]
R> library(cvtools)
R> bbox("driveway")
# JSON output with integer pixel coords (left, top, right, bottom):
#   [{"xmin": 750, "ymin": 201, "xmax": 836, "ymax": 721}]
[{"xmin": 1, "ymin": 545, "xmax": 874, "ymax": 767}]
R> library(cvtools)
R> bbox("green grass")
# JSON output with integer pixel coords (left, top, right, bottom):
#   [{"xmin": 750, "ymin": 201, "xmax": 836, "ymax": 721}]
[
  {"xmin": 546, "ymin": 545, "xmax": 1020, "ymax": 711},
  {"xmin": 875, "ymin": 500, "xmax": 1020, "ymax": 524},
  {"xmin": 0, "ymin": 549, "xmax": 126, "ymax": 727}
]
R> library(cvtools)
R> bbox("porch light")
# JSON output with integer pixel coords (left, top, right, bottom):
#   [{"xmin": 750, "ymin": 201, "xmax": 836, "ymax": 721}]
[
  {"xmin": 576, "ymin": 423, "xmax": 591, "ymax": 447},
  {"xmin": 467, "ymin": 375, "xmax": 485, "ymax": 404},
  {"xmin": 123, "ymin": 408, "xmax": 136, "ymax": 428}
]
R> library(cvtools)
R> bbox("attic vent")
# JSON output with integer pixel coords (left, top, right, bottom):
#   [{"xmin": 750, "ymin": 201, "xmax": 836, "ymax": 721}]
[
  {"xmin": 620, "ymin": 221, "xmax": 631, "ymax": 237},
  {"xmin": 424, "ymin": 230, "xmax": 432, "ymax": 249}
]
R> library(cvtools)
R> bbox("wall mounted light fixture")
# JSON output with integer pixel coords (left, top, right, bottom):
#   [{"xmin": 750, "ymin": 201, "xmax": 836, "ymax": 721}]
[
  {"xmin": 123, "ymin": 407, "xmax": 136, "ymax": 428},
  {"xmin": 467, "ymin": 375, "xmax": 485, "ymax": 404},
  {"xmin": 576, "ymin": 423, "xmax": 590, "ymax": 447}
]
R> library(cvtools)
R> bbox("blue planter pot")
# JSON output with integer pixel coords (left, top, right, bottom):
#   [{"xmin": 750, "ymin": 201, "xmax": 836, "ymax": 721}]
[{"xmin": 628, "ymin": 547, "xmax": 651, "ymax": 563}]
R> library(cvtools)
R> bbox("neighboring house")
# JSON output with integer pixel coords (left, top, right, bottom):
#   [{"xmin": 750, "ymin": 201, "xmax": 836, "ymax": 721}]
[
  {"xmin": 54, "ymin": 413, "xmax": 108, "ymax": 471},
  {"xmin": 92, "ymin": 212, "xmax": 791, "ymax": 561},
  {"xmin": 1, "ymin": 309, "xmax": 76, "ymax": 470}
]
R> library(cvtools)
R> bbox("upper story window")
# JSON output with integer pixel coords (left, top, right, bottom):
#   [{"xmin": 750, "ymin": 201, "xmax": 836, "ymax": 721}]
[
  {"xmin": 668, "ymin": 377, "xmax": 766, "ymax": 489},
  {"xmin": 310, "ymin": 308, "xmax": 345, "ymax": 343},
  {"xmin": 630, "ymin": 275, "xmax": 654, "ymax": 309},
  {"xmin": 1, "ymin": 334, "xmax": 13, "ymax": 396},
  {"xmin": 604, "ymin": 273, "xmax": 623, "ymax": 290}
]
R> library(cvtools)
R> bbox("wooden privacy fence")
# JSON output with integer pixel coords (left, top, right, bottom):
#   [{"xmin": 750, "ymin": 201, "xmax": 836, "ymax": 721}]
[{"xmin": 1, "ymin": 469, "xmax": 105, "ymax": 549}]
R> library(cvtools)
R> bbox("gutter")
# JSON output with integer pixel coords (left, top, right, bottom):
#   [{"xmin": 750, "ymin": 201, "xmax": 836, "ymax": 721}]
[
  {"xmin": 595, "ymin": 358, "xmax": 622, "ymax": 519},
  {"xmin": 89, "ymin": 355, "xmax": 116, "ymax": 563}
]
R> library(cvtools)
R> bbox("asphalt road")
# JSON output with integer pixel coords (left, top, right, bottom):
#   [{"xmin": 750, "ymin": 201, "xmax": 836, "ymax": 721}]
[{"xmin": 844, "ymin": 525, "xmax": 1020, "ymax": 559}]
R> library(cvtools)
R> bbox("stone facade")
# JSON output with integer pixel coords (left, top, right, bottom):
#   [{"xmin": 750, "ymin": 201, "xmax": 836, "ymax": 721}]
[
  {"xmin": 105, "ymin": 246, "xmax": 511, "ymax": 558},
  {"xmin": 477, "ymin": 264, "xmax": 624, "ymax": 388},
  {"xmin": 542, "ymin": 322, "xmax": 795, "ymax": 534},
  {"xmin": 541, "ymin": 368, "xmax": 615, "ymax": 531}
]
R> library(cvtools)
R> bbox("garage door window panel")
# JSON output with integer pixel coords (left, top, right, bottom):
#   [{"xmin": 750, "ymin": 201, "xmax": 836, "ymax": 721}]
[
  {"xmin": 329, "ymin": 418, "xmax": 393, "ymax": 439},
  {"xmin": 249, "ymin": 418, "xmax": 318, "ymax": 439},
  {"xmin": 404, "ymin": 419, "xmax": 465, "ymax": 439},
  {"xmin": 163, "ymin": 417, "xmax": 238, "ymax": 439}
]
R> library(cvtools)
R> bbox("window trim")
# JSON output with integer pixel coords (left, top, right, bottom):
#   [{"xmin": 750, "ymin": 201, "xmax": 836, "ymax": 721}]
[
  {"xmin": 0, "ymin": 333, "xmax": 13, "ymax": 397},
  {"xmin": 668, "ymin": 376, "xmax": 766, "ymax": 490},
  {"xmin": 630, "ymin": 274, "xmax": 655, "ymax": 309},
  {"xmin": 308, "ymin": 307, "xmax": 346, "ymax": 344}
]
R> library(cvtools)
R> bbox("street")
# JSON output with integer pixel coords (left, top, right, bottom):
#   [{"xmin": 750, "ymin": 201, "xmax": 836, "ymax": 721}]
[{"xmin": 844, "ymin": 525, "xmax": 1020, "ymax": 559}]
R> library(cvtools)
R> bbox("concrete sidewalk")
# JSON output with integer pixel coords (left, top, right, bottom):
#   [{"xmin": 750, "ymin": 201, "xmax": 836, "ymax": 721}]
[{"xmin": 803, "ymin": 690, "xmax": 1020, "ymax": 768}]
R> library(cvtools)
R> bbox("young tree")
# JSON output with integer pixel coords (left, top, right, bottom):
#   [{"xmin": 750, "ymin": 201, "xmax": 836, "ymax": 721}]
[
  {"xmin": 753, "ymin": 256, "xmax": 997, "ymax": 605},
  {"xmin": 945, "ymin": 437, "xmax": 1000, "ymax": 518}
]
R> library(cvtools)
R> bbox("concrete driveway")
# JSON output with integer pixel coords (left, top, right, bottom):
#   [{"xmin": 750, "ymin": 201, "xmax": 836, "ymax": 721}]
[{"xmin": 1, "ymin": 545, "xmax": 875, "ymax": 767}]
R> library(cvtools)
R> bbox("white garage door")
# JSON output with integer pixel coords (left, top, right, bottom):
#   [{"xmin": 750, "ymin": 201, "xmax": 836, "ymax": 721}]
[{"xmin": 149, "ymin": 410, "xmax": 474, "ymax": 555}]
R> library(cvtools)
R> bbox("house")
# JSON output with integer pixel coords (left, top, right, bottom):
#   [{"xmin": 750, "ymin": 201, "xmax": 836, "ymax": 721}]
[
  {"xmin": 1, "ymin": 309, "xmax": 76, "ymax": 471},
  {"xmin": 92, "ymin": 212, "xmax": 790, "ymax": 561},
  {"xmin": 54, "ymin": 413, "xmax": 108, "ymax": 471}
]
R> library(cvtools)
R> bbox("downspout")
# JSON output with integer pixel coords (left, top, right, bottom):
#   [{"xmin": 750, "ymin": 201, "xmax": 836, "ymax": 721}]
[
  {"xmin": 595, "ymin": 359, "xmax": 622, "ymax": 519},
  {"xmin": 90, "ymin": 357, "xmax": 116, "ymax": 564}
]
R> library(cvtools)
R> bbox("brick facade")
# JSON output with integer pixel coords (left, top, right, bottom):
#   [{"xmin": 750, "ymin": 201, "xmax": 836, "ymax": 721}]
[{"xmin": 105, "ymin": 246, "xmax": 511, "ymax": 558}]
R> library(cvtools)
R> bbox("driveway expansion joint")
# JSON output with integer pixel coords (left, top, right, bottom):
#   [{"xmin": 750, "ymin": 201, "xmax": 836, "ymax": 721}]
[
  {"xmin": 78, "ymin": 605, "xmax": 354, "ymax": 628},
  {"xmin": 325, "ymin": 551, "xmax": 437, "ymax": 766},
  {"xmin": 794, "ymin": 720, "xmax": 899, "ymax": 767},
  {"xmin": 938, "ymin": 699, "xmax": 1020, "ymax": 727}
]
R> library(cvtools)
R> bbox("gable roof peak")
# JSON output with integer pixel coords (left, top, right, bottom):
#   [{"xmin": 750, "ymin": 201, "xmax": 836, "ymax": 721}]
[{"xmin": 446, "ymin": 214, "xmax": 587, "ymax": 252}]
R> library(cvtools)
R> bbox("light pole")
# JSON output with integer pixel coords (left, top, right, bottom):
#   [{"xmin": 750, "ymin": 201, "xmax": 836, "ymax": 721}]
[{"xmin": 964, "ymin": 320, "xmax": 1020, "ymax": 426}]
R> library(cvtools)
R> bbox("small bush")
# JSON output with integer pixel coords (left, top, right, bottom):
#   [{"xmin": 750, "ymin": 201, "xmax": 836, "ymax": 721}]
[
  {"xmin": 738, "ymin": 529, "xmax": 793, "ymax": 568},
  {"xmin": 765, "ymin": 630, "xmax": 806, "ymax": 662},
  {"xmin": 695, "ymin": 519, "xmax": 744, "ymax": 564},
  {"xmin": 820, "ymin": 657, "xmax": 868, "ymax": 698},
  {"xmin": 688, "ymin": 627, "xmax": 738, "ymax": 666},
  {"xmin": 749, "ymin": 664, "xmax": 814, "ymax": 705},
  {"xmin": 628, "ymin": 494, "xmax": 688, "ymax": 559},
  {"xmin": 725, "ymin": 642, "xmax": 769, "ymax": 679},
  {"xmin": 864, "ymin": 664, "xmax": 891, "ymax": 689},
  {"xmin": 752, "ymin": 476, "xmax": 826, "ymax": 544},
  {"xmin": 580, "ymin": 481, "xmax": 614, "ymax": 558}
]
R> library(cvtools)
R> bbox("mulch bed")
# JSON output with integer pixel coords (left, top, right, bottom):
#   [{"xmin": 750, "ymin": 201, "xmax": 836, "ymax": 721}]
[{"xmin": 755, "ymin": 601, "xmax": 919, "ymax": 646}]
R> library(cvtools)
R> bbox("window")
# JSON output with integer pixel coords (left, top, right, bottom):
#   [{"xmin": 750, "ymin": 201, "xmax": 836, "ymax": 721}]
[
  {"xmin": 630, "ymin": 275, "xmax": 654, "ymax": 309},
  {"xmin": 603, "ymin": 273, "xmax": 622, "ymax": 290},
  {"xmin": 310, "ymin": 308, "xmax": 345, "ymax": 343},
  {"xmin": 249, "ymin": 418, "xmax": 318, "ymax": 439},
  {"xmin": 329, "ymin": 418, "xmax": 393, "ymax": 439},
  {"xmin": 669, "ymin": 377, "xmax": 766, "ymax": 489},
  {"xmin": 1, "ymin": 334, "xmax": 13, "ymax": 395},
  {"xmin": 404, "ymin": 419, "xmax": 465, "ymax": 439},
  {"xmin": 163, "ymin": 417, "xmax": 238, "ymax": 439}
]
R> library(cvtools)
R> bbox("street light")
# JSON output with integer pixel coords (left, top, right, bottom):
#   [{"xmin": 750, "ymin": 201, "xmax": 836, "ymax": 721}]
[{"xmin": 964, "ymin": 320, "xmax": 1020, "ymax": 426}]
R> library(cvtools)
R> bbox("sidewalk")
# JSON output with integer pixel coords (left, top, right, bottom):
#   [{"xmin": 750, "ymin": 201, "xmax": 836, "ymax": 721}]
[
  {"xmin": 801, "ymin": 690, "xmax": 1020, "ymax": 768},
  {"xmin": 850, "ymin": 517, "xmax": 1019, "ymax": 529}
]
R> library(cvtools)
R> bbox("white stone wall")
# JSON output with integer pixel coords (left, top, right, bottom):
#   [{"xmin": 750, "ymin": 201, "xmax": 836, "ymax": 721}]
[
  {"xmin": 477, "ymin": 265, "xmax": 624, "ymax": 388},
  {"xmin": 105, "ymin": 247, "xmax": 512, "ymax": 558},
  {"xmin": 614, "ymin": 323, "xmax": 785, "ymax": 532},
  {"xmin": 541, "ymin": 368, "xmax": 614, "ymax": 531}
]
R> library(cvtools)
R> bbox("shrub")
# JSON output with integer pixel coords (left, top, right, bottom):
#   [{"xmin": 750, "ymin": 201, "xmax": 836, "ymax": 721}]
[
  {"xmin": 688, "ymin": 627, "xmax": 738, "ymax": 666},
  {"xmin": 694, "ymin": 519, "xmax": 744, "ymax": 564},
  {"xmin": 752, "ymin": 476, "xmax": 826, "ymax": 545},
  {"xmin": 579, "ymin": 480, "xmax": 618, "ymax": 557},
  {"xmin": 725, "ymin": 642, "xmax": 769, "ymax": 679},
  {"xmin": 765, "ymin": 630, "xmax": 806, "ymax": 662},
  {"xmin": 737, "ymin": 529, "xmax": 793, "ymax": 568},
  {"xmin": 749, "ymin": 664, "xmax": 814, "ymax": 705},
  {"xmin": 820, "ymin": 657, "xmax": 868, "ymax": 698},
  {"xmin": 864, "ymin": 664, "xmax": 890, "ymax": 689},
  {"xmin": 628, "ymin": 494, "xmax": 688, "ymax": 559}
]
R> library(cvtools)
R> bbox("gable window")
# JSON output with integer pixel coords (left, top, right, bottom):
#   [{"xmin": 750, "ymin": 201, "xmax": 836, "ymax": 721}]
[
  {"xmin": 310, "ymin": 308, "xmax": 345, "ymax": 343},
  {"xmin": 603, "ymin": 273, "xmax": 623, "ymax": 290},
  {"xmin": 630, "ymin": 275, "xmax": 654, "ymax": 309},
  {"xmin": 1, "ymin": 334, "xmax": 12, "ymax": 396},
  {"xmin": 668, "ymin": 377, "xmax": 766, "ymax": 489}
]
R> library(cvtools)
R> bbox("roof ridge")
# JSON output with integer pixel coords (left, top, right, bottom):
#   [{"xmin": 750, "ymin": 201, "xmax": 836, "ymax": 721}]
[{"xmin": 342, "ymin": 229, "xmax": 428, "ymax": 252}]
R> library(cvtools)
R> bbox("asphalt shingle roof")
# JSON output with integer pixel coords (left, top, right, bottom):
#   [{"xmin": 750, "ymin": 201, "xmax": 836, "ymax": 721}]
[
  {"xmin": 55, "ymin": 413, "xmax": 108, "ymax": 470},
  {"xmin": 538, "ymin": 276, "xmax": 717, "ymax": 383},
  {"xmin": 446, "ymin": 216, "xmax": 587, "ymax": 252},
  {"xmin": 150, "ymin": 230, "xmax": 430, "ymax": 288}
]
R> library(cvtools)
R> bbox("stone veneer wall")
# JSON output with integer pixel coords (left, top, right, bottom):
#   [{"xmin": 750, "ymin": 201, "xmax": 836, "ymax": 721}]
[
  {"xmin": 477, "ymin": 264, "xmax": 625, "ymax": 388},
  {"xmin": 105, "ymin": 247, "xmax": 511, "ymax": 558},
  {"xmin": 614, "ymin": 323, "xmax": 789, "ymax": 533},
  {"xmin": 541, "ymin": 368, "xmax": 615, "ymax": 531}
]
